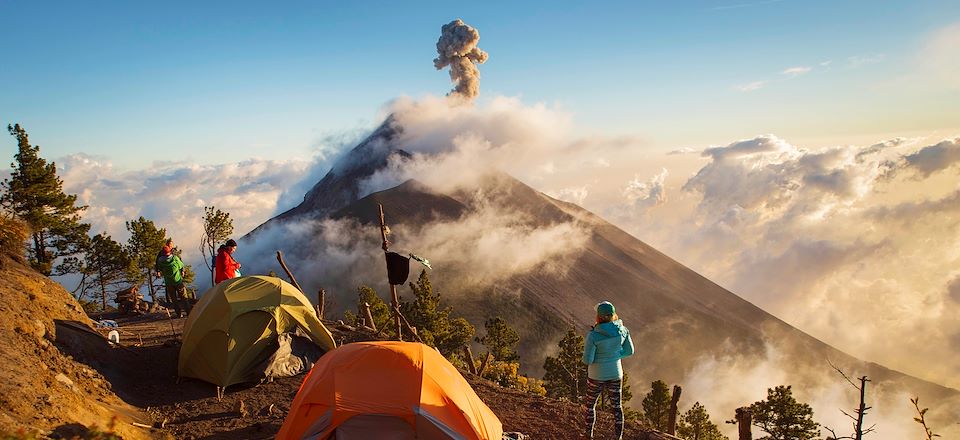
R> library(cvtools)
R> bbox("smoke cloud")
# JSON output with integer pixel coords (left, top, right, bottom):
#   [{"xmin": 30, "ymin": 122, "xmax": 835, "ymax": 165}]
[{"xmin": 434, "ymin": 19, "xmax": 489, "ymax": 101}]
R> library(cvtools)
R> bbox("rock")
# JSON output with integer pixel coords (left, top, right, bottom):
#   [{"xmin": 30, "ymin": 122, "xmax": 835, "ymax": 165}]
[{"xmin": 55, "ymin": 373, "xmax": 74, "ymax": 388}]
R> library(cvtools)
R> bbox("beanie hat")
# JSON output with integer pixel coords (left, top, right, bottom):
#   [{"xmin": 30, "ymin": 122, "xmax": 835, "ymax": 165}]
[
  {"xmin": 596, "ymin": 301, "xmax": 615, "ymax": 317},
  {"xmin": 225, "ymin": 239, "xmax": 238, "ymax": 247}
]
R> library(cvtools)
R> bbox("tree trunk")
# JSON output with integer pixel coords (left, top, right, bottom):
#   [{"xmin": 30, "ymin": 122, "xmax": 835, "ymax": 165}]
[
  {"xmin": 32, "ymin": 231, "xmax": 47, "ymax": 274},
  {"xmin": 736, "ymin": 407, "xmax": 752, "ymax": 440},
  {"xmin": 667, "ymin": 385, "xmax": 682, "ymax": 435},
  {"xmin": 146, "ymin": 268, "xmax": 158, "ymax": 303},
  {"xmin": 98, "ymin": 265, "xmax": 108, "ymax": 310},
  {"xmin": 855, "ymin": 376, "xmax": 869, "ymax": 440}
]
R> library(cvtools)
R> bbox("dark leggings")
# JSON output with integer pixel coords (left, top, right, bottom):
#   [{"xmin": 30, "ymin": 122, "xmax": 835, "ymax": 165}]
[{"xmin": 585, "ymin": 377, "xmax": 623, "ymax": 439}]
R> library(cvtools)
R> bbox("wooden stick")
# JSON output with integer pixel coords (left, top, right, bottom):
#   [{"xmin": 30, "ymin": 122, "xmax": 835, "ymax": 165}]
[
  {"xmin": 378, "ymin": 204, "xmax": 403, "ymax": 341},
  {"xmin": 393, "ymin": 305, "xmax": 424, "ymax": 344},
  {"xmin": 363, "ymin": 302, "xmax": 377, "ymax": 332},
  {"xmin": 477, "ymin": 352, "xmax": 492, "ymax": 377},
  {"xmin": 464, "ymin": 345, "xmax": 478, "ymax": 375},
  {"xmin": 317, "ymin": 288, "xmax": 326, "ymax": 319},
  {"xmin": 275, "ymin": 251, "xmax": 305, "ymax": 293}
]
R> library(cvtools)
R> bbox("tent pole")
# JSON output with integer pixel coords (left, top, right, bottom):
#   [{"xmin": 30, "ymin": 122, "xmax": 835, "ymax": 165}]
[{"xmin": 379, "ymin": 204, "xmax": 403, "ymax": 341}]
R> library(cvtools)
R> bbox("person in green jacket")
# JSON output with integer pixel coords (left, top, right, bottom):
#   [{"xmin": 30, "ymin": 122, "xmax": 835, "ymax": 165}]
[
  {"xmin": 155, "ymin": 238, "xmax": 191, "ymax": 317},
  {"xmin": 582, "ymin": 301, "xmax": 634, "ymax": 440}
]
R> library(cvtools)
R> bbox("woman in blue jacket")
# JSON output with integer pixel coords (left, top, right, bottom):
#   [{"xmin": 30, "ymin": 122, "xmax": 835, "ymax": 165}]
[{"xmin": 582, "ymin": 301, "xmax": 634, "ymax": 439}]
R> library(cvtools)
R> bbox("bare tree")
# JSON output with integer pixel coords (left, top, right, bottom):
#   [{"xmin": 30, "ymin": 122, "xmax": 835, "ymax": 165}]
[
  {"xmin": 824, "ymin": 360, "xmax": 876, "ymax": 440},
  {"xmin": 199, "ymin": 206, "xmax": 233, "ymax": 287}
]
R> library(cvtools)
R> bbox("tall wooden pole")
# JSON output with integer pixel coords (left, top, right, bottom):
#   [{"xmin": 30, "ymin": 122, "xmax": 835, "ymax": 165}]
[{"xmin": 378, "ymin": 204, "xmax": 403, "ymax": 341}]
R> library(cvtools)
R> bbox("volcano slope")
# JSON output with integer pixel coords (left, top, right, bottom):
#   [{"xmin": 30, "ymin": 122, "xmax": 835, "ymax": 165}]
[
  {"xmin": 0, "ymin": 249, "xmax": 153, "ymax": 439},
  {"xmin": 246, "ymin": 118, "xmax": 959, "ymax": 432}
]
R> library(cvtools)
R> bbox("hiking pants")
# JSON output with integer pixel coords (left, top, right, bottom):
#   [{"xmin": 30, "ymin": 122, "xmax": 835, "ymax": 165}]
[
  {"xmin": 585, "ymin": 377, "xmax": 623, "ymax": 439},
  {"xmin": 164, "ymin": 282, "xmax": 190, "ymax": 317}
]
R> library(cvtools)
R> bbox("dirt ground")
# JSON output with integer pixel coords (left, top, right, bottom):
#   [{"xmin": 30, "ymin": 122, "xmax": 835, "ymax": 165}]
[{"xmin": 78, "ymin": 312, "xmax": 651, "ymax": 439}]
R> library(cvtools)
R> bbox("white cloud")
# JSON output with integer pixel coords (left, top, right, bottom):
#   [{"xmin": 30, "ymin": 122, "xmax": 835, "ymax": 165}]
[
  {"xmin": 667, "ymin": 147, "xmax": 698, "ymax": 155},
  {"xmin": 56, "ymin": 154, "xmax": 311, "ymax": 278},
  {"xmin": 900, "ymin": 137, "xmax": 960, "ymax": 177},
  {"xmin": 781, "ymin": 66, "xmax": 812, "ymax": 76},
  {"xmin": 623, "ymin": 168, "xmax": 668, "ymax": 209},
  {"xmin": 735, "ymin": 81, "xmax": 767, "ymax": 92},
  {"xmin": 631, "ymin": 134, "xmax": 960, "ymax": 391}
]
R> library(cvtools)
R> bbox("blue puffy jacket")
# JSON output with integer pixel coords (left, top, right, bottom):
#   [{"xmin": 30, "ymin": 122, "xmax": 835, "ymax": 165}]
[{"xmin": 582, "ymin": 320, "xmax": 634, "ymax": 381}]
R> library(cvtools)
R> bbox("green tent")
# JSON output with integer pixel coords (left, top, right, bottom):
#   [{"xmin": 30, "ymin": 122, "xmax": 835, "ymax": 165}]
[{"xmin": 178, "ymin": 275, "xmax": 336, "ymax": 390}]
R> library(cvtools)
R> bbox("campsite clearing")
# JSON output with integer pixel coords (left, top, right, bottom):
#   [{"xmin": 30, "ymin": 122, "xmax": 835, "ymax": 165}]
[{"xmin": 80, "ymin": 313, "xmax": 646, "ymax": 439}]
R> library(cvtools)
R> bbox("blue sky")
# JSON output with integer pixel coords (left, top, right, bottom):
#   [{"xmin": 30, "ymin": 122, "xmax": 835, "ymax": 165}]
[{"xmin": 1, "ymin": 0, "xmax": 958, "ymax": 168}]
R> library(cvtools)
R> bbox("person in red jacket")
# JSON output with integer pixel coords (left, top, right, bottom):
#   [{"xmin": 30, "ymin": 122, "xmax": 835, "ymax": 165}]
[{"xmin": 214, "ymin": 239, "xmax": 241, "ymax": 284}]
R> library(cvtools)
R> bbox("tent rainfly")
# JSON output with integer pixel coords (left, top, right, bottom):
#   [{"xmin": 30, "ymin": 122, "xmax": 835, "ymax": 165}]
[
  {"xmin": 178, "ymin": 275, "xmax": 336, "ymax": 392},
  {"xmin": 277, "ymin": 341, "xmax": 503, "ymax": 440}
]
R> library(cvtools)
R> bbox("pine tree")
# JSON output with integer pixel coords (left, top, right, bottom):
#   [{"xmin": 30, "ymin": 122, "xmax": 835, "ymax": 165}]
[
  {"xmin": 199, "ymin": 206, "xmax": 233, "ymax": 287},
  {"xmin": 542, "ymin": 327, "xmax": 588, "ymax": 401},
  {"xmin": 478, "ymin": 316, "xmax": 520, "ymax": 362},
  {"xmin": 677, "ymin": 402, "xmax": 729, "ymax": 440},
  {"xmin": 78, "ymin": 233, "xmax": 131, "ymax": 310},
  {"xmin": 125, "ymin": 216, "xmax": 167, "ymax": 303},
  {"xmin": 642, "ymin": 380, "xmax": 672, "ymax": 431},
  {"xmin": 401, "ymin": 270, "xmax": 474, "ymax": 359},
  {"xmin": 751, "ymin": 385, "xmax": 820, "ymax": 440},
  {"xmin": 1, "ymin": 124, "xmax": 90, "ymax": 275}
]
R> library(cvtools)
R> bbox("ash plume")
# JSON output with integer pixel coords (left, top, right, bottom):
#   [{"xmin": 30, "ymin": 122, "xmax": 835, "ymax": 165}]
[{"xmin": 433, "ymin": 19, "xmax": 489, "ymax": 101}]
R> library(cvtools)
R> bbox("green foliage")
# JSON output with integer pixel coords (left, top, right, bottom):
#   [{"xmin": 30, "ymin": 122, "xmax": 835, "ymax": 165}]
[
  {"xmin": 477, "ymin": 359, "xmax": 546, "ymax": 396},
  {"xmin": 478, "ymin": 316, "xmax": 520, "ymax": 362},
  {"xmin": 346, "ymin": 285, "xmax": 394, "ymax": 337},
  {"xmin": 642, "ymin": 380, "xmax": 672, "ymax": 431},
  {"xmin": 542, "ymin": 327, "xmax": 587, "ymax": 401},
  {"xmin": 678, "ymin": 402, "xmax": 729, "ymax": 440},
  {"xmin": 0, "ymin": 215, "xmax": 29, "ymax": 256},
  {"xmin": 751, "ymin": 385, "xmax": 820, "ymax": 440},
  {"xmin": 78, "ymin": 233, "xmax": 131, "ymax": 309},
  {"xmin": 199, "ymin": 206, "xmax": 233, "ymax": 286},
  {"xmin": 1, "ymin": 124, "xmax": 90, "ymax": 275},
  {"xmin": 401, "ymin": 270, "xmax": 475, "ymax": 360},
  {"xmin": 400, "ymin": 270, "xmax": 476, "ymax": 361},
  {"xmin": 124, "ymin": 216, "xmax": 167, "ymax": 302}
]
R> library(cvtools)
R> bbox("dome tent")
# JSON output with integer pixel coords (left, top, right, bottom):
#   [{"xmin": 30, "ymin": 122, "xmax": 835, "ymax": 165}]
[
  {"xmin": 178, "ymin": 275, "xmax": 336, "ymax": 394},
  {"xmin": 277, "ymin": 341, "xmax": 503, "ymax": 440}
]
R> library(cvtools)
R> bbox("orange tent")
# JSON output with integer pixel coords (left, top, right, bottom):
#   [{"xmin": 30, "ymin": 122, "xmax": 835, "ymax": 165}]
[{"xmin": 276, "ymin": 341, "xmax": 503, "ymax": 440}]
